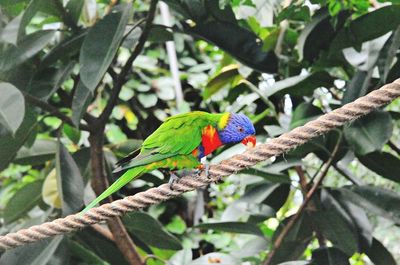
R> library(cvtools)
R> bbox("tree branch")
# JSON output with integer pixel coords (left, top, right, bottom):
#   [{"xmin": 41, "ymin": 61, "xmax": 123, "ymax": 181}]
[
  {"xmin": 99, "ymin": 0, "xmax": 158, "ymax": 124},
  {"xmin": 23, "ymin": 92, "xmax": 90, "ymax": 131},
  {"xmin": 88, "ymin": 132, "xmax": 144, "ymax": 265},
  {"xmin": 262, "ymin": 136, "xmax": 342, "ymax": 265}
]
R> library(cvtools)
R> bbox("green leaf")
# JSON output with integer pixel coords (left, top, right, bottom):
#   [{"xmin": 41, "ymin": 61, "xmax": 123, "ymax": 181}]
[
  {"xmin": 343, "ymin": 110, "xmax": 393, "ymax": 155},
  {"xmin": 0, "ymin": 236, "xmax": 63, "ymax": 265},
  {"xmin": 0, "ymin": 82, "xmax": 25, "ymax": 135},
  {"xmin": 66, "ymin": 0, "xmax": 84, "ymax": 24},
  {"xmin": 63, "ymin": 123, "xmax": 81, "ymax": 144},
  {"xmin": 342, "ymin": 70, "xmax": 371, "ymax": 104},
  {"xmin": 56, "ymin": 141, "xmax": 84, "ymax": 215},
  {"xmin": 343, "ymin": 185, "xmax": 400, "ymax": 223},
  {"xmin": 357, "ymin": 151, "xmax": 400, "ymax": 183},
  {"xmin": 123, "ymin": 211, "xmax": 182, "ymax": 250},
  {"xmin": 203, "ymin": 64, "xmax": 239, "ymax": 99},
  {"xmin": 330, "ymin": 5, "xmax": 400, "ymax": 53},
  {"xmin": 184, "ymin": 21, "xmax": 277, "ymax": 73},
  {"xmin": 14, "ymin": 139, "xmax": 57, "ymax": 165},
  {"xmin": 0, "ymin": 30, "xmax": 55, "ymax": 72},
  {"xmin": 297, "ymin": 10, "xmax": 331, "ymax": 61},
  {"xmin": 265, "ymin": 72, "xmax": 334, "ymax": 98},
  {"xmin": 365, "ymin": 238, "xmax": 397, "ymax": 265},
  {"xmin": 290, "ymin": 102, "xmax": 323, "ymax": 129},
  {"xmin": 0, "ymin": 105, "xmax": 37, "ymax": 171},
  {"xmin": 71, "ymin": 81, "xmax": 93, "ymax": 126},
  {"xmin": 76, "ymin": 229, "xmax": 129, "ymax": 265},
  {"xmin": 3, "ymin": 180, "xmax": 43, "ymax": 224},
  {"xmin": 148, "ymin": 24, "xmax": 173, "ymax": 43},
  {"xmin": 68, "ymin": 239, "xmax": 110, "ymax": 265},
  {"xmin": 311, "ymin": 190, "xmax": 359, "ymax": 256},
  {"xmin": 28, "ymin": 63, "xmax": 75, "ymax": 100},
  {"xmin": 79, "ymin": 3, "xmax": 132, "ymax": 91},
  {"xmin": 378, "ymin": 26, "xmax": 400, "ymax": 83},
  {"xmin": 312, "ymin": 247, "xmax": 350, "ymax": 265},
  {"xmin": 196, "ymin": 222, "xmax": 264, "ymax": 236},
  {"xmin": 42, "ymin": 30, "xmax": 86, "ymax": 66},
  {"xmin": 269, "ymin": 214, "xmax": 313, "ymax": 264}
]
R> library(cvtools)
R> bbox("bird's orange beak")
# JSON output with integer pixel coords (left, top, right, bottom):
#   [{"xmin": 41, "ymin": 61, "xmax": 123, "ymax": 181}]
[{"xmin": 242, "ymin": 135, "xmax": 256, "ymax": 148}]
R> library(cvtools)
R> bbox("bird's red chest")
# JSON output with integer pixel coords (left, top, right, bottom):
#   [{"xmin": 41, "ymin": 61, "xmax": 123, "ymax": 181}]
[{"xmin": 201, "ymin": 125, "xmax": 222, "ymax": 155}]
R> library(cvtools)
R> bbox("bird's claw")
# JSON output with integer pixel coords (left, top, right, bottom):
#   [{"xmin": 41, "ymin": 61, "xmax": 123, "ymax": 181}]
[
  {"xmin": 168, "ymin": 172, "xmax": 180, "ymax": 190},
  {"xmin": 197, "ymin": 164, "xmax": 210, "ymax": 178}
]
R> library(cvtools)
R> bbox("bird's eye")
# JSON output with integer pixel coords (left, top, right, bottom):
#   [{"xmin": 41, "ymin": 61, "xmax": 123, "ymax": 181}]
[{"xmin": 237, "ymin": 127, "xmax": 244, "ymax": 133}]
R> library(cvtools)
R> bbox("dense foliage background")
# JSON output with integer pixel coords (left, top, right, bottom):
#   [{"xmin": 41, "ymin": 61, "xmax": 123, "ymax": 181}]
[{"xmin": 0, "ymin": 0, "xmax": 400, "ymax": 264}]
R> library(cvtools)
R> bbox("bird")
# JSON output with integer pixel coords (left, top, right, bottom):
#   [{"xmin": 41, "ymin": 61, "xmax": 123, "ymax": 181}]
[{"xmin": 82, "ymin": 111, "xmax": 256, "ymax": 213}]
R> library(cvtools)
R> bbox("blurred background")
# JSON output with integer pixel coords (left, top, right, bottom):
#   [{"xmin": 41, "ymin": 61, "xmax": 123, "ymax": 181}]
[{"xmin": 0, "ymin": 0, "xmax": 399, "ymax": 264}]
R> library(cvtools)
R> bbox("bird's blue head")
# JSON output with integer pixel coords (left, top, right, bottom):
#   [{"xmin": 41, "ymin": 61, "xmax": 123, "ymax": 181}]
[{"xmin": 218, "ymin": 113, "xmax": 256, "ymax": 147}]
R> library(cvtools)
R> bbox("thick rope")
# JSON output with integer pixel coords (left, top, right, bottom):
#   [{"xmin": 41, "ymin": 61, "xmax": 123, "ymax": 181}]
[{"xmin": 1, "ymin": 79, "xmax": 400, "ymax": 250}]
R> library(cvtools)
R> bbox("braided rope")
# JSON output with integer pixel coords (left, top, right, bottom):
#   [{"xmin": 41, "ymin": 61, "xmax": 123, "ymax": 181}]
[{"xmin": 1, "ymin": 79, "xmax": 400, "ymax": 250}]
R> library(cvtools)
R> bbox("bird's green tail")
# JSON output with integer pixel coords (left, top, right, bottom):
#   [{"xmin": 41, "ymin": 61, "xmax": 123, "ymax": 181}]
[{"xmin": 81, "ymin": 166, "xmax": 146, "ymax": 213}]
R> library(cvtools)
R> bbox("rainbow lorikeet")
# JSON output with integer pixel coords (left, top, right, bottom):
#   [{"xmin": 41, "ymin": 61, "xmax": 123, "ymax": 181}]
[{"xmin": 82, "ymin": 111, "xmax": 256, "ymax": 213}]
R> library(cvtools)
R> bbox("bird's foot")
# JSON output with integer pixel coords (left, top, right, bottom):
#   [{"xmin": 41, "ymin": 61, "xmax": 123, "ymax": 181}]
[
  {"xmin": 168, "ymin": 171, "xmax": 180, "ymax": 190},
  {"xmin": 197, "ymin": 164, "xmax": 210, "ymax": 178}
]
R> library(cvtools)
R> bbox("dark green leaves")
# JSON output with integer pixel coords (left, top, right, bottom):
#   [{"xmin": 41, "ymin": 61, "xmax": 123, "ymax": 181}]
[
  {"xmin": 312, "ymin": 247, "xmax": 350, "ymax": 265},
  {"xmin": 0, "ymin": 106, "xmax": 37, "ymax": 171},
  {"xmin": 56, "ymin": 142, "xmax": 84, "ymax": 215},
  {"xmin": 79, "ymin": 3, "xmax": 132, "ymax": 92},
  {"xmin": 14, "ymin": 139, "xmax": 57, "ymax": 165},
  {"xmin": 330, "ymin": 5, "xmax": 400, "ymax": 52},
  {"xmin": 123, "ymin": 211, "xmax": 182, "ymax": 250},
  {"xmin": 358, "ymin": 151, "xmax": 400, "ymax": 183},
  {"xmin": 196, "ymin": 222, "xmax": 264, "ymax": 237},
  {"xmin": 0, "ymin": 30, "xmax": 55, "ymax": 72},
  {"xmin": 3, "ymin": 180, "xmax": 43, "ymax": 224},
  {"xmin": 0, "ymin": 82, "xmax": 25, "ymax": 135},
  {"xmin": 366, "ymin": 238, "xmax": 397, "ymax": 265},
  {"xmin": 344, "ymin": 111, "xmax": 393, "ymax": 155}
]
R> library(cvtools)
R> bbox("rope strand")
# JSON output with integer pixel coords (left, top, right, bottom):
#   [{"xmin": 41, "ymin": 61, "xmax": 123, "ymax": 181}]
[{"xmin": 1, "ymin": 79, "xmax": 400, "ymax": 250}]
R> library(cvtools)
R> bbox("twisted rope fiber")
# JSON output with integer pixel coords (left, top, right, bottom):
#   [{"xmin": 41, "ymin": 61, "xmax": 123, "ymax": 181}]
[{"xmin": 1, "ymin": 79, "xmax": 400, "ymax": 250}]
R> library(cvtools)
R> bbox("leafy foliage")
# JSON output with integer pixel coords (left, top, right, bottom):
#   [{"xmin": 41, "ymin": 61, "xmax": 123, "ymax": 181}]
[{"xmin": 0, "ymin": 0, "xmax": 399, "ymax": 264}]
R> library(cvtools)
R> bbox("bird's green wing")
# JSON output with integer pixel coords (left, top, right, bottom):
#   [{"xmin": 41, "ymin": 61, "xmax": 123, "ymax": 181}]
[
  {"xmin": 114, "ymin": 112, "xmax": 223, "ymax": 173},
  {"xmin": 141, "ymin": 111, "xmax": 218, "ymax": 154}
]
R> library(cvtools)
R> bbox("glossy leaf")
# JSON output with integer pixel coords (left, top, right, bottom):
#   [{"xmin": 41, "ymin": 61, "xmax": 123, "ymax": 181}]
[
  {"xmin": 148, "ymin": 24, "xmax": 173, "ymax": 43},
  {"xmin": 184, "ymin": 21, "xmax": 278, "ymax": 73},
  {"xmin": 14, "ymin": 139, "xmax": 57, "ymax": 165},
  {"xmin": 365, "ymin": 237, "xmax": 397, "ymax": 265},
  {"xmin": 269, "ymin": 214, "xmax": 313, "ymax": 264},
  {"xmin": 28, "ymin": 62, "xmax": 75, "ymax": 100},
  {"xmin": 344, "ymin": 110, "xmax": 393, "ymax": 155},
  {"xmin": 79, "ymin": 3, "xmax": 132, "ymax": 91},
  {"xmin": 312, "ymin": 247, "xmax": 350, "ymax": 265},
  {"xmin": 377, "ymin": 27, "xmax": 400, "ymax": 83},
  {"xmin": 343, "ymin": 185, "xmax": 400, "ymax": 223},
  {"xmin": 68, "ymin": 239, "xmax": 110, "ymax": 265},
  {"xmin": 358, "ymin": 151, "xmax": 400, "ymax": 183},
  {"xmin": 330, "ymin": 5, "xmax": 400, "ymax": 53},
  {"xmin": 0, "ymin": 106, "xmax": 37, "ymax": 171},
  {"xmin": 203, "ymin": 64, "xmax": 239, "ymax": 99},
  {"xmin": 71, "ymin": 81, "xmax": 92, "ymax": 126},
  {"xmin": 123, "ymin": 211, "xmax": 182, "ymax": 250},
  {"xmin": 0, "ymin": 82, "xmax": 25, "ymax": 135},
  {"xmin": 290, "ymin": 102, "xmax": 323, "ymax": 129},
  {"xmin": 0, "ymin": 30, "xmax": 55, "ymax": 72},
  {"xmin": 3, "ymin": 180, "xmax": 43, "ymax": 224},
  {"xmin": 266, "ymin": 72, "xmax": 334, "ymax": 97},
  {"xmin": 56, "ymin": 141, "xmax": 84, "ymax": 215},
  {"xmin": 196, "ymin": 221, "xmax": 264, "ymax": 236}
]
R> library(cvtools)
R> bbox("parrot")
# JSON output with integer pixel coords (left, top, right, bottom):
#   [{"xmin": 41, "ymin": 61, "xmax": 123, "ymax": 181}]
[{"xmin": 82, "ymin": 111, "xmax": 256, "ymax": 213}]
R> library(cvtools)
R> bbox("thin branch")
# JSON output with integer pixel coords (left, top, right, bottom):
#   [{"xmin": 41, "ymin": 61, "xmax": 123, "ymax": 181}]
[
  {"xmin": 99, "ymin": 0, "xmax": 158, "ymax": 124},
  {"xmin": 262, "ymin": 135, "xmax": 342, "ymax": 265},
  {"xmin": 23, "ymin": 92, "xmax": 90, "ymax": 131},
  {"xmin": 91, "ymin": 224, "xmax": 115, "ymax": 242},
  {"xmin": 388, "ymin": 140, "xmax": 400, "ymax": 156},
  {"xmin": 333, "ymin": 164, "xmax": 363, "ymax": 185}
]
